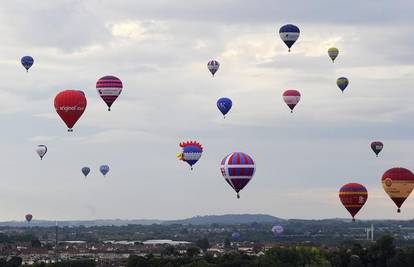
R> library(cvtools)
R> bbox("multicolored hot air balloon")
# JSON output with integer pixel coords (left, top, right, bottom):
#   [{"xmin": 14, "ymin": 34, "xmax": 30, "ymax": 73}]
[
  {"xmin": 21, "ymin": 56, "xmax": 34, "ymax": 72},
  {"xmin": 336, "ymin": 77, "xmax": 349, "ymax": 93},
  {"xmin": 371, "ymin": 141, "xmax": 383, "ymax": 157},
  {"xmin": 272, "ymin": 225, "xmax": 284, "ymax": 236},
  {"xmin": 328, "ymin": 47, "xmax": 339, "ymax": 62},
  {"xmin": 25, "ymin": 214, "xmax": 33, "ymax": 223},
  {"xmin": 36, "ymin": 145, "xmax": 47, "ymax": 160},
  {"xmin": 54, "ymin": 90, "xmax": 87, "ymax": 132},
  {"xmin": 283, "ymin": 90, "xmax": 301, "ymax": 113},
  {"xmin": 231, "ymin": 232, "xmax": 241, "ymax": 241},
  {"xmin": 207, "ymin": 60, "xmax": 220, "ymax": 76},
  {"xmin": 100, "ymin": 165, "xmax": 110, "ymax": 176},
  {"xmin": 382, "ymin": 167, "xmax": 414, "ymax": 213},
  {"xmin": 96, "ymin": 75, "xmax": 123, "ymax": 111},
  {"xmin": 177, "ymin": 141, "xmax": 203, "ymax": 170},
  {"xmin": 279, "ymin": 24, "xmax": 300, "ymax": 52},
  {"xmin": 82, "ymin": 167, "xmax": 90, "ymax": 177},
  {"xmin": 220, "ymin": 152, "xmax": 255, "ymax": 199},
  {"xmin": 217, "ymin": 97, "xmax": 232, "ymax": 118},
  {"xmin": 339, "ymin": 183, "xmax": 368, "ymax": 221}
]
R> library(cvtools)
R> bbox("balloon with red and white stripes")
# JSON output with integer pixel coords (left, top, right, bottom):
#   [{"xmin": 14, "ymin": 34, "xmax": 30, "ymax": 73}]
[
  {"xmin": 96, "ymin": 75, "xmax": 123, "ymax": 111},
  {"xmin": 220, "ymin": 152, "xmax": 255, "ymax": 199},
  {"xmin": 282, "ymin": 90, "xmax": 301, "ymax": 113}
]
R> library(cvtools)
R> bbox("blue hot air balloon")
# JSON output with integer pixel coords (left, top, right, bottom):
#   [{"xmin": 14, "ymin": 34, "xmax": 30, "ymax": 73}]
[
  {"xmin": 100, "ymin": 165, "xmax": 110, "ymax": 176},
  {"xmin": 82, "ymin": 167, "xmax": 91, "ymax": 177},
  {"xmin": 279, "ymin": 24, "xmax": 300, "ymax": 52},
  {"xmin": 21, "ymin": 56, "xmax": 34, "ymax": 72},
  {"xmin": 231, "ymin": 232, "xmax": 241, "ymax": 241},
  {"xmin": 217, "ymin": 97, "xmax": 232, "ymax": 118},
  {"xmin": 336, "ymin": 77, "xmax": 349, "ymax": 93},
  {"xmin": 177, "ymin": 141, "xmax": 203, "ymax": 170}
]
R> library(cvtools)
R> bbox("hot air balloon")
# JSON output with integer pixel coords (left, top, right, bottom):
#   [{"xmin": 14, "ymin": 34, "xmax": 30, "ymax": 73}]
[
  {"xmin": 272, "ymin": 225, "xmax": 284, "ymax": 236},
  {"xmin": 207, "ymin": 60, "xmax": 220, "ymax": 76},
  {"xmin": 21, "ymin": 56, "xmax": 34, "ymax": 72},
  {"xmin": 371, "ymin": 141, "xmax": 383, "ymax": 157},
  {"xmin": 382, "ymin": 167, "xmax": 414, "ymax": 213},
  {"xmin": 82, "ymin": 167, "xmax": 90, "ymax": 177},
  {"xmin": 328, "ymin": 47, "xmax": 339, "ymax": 62},
  {"xmin": 96, "ymin": 75, "xmax": 123, "ymax": 111},
  {"xmin": 220, "ymin": 152, "xmax": 255, "ymax": 199},
  {"xmin": 25, "ymin": 214, "xmax": 33, "ymax": 223},
  {"xmin": 54, "ymin": 90, "xmax": 87, "ymax": 132},
  {"xmin": 177, "ymin": 141, "xmax": 203, "ymax": 170},
  {"xmin": 100, "ymin": 165, "xmax": 110, "ymax": 176},
  {"xmin": 36, "ymin": 145, "xmax": 47, "ymax": 160},
  {"xmin": 336, "ymin": 77, "xmax": 349, "ymax": 93},
  {"xmin": 283, "ymin": 90, "xmax": 301, "ymax": 113},
  {"xmin": 279, "ymin": 24, "xmax": 300, "ymax": 52},
  {"xmin": 231, "ymin": 232, "xmax": 241, "ymax": 241},
  {"xmin": 339, "ymin": 183, "xmax": 368, "ymax": 221},
  {"xmin": 217, "ymin": 97, "xmax": 232, "ymax": 118}
]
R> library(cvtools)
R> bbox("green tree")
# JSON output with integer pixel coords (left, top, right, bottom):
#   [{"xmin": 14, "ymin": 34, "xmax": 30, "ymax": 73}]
[
  {"xmin": 187, "ymin": 246, "xmax": 201, "ymax": 257},
  {"xmin": 196, "ymin": 237, "xmax": 210, "ymax": 252}
]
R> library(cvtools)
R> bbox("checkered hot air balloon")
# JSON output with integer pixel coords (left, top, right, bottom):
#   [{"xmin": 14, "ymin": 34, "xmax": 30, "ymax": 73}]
[
  {"xmin": 207, "ymin": 60, "xmax": 220, "ymax": 76},
  {"xmin": 283, "ymin": 90, "xmax": 301, "ymax": 113},
  {"xmin": 96, "ymin": 75, "xmax": 123, "ymax": 111},
  {"xmin": 220, "ymin": 152, "xmax": 255, "ymax": 199},
  {"xmin": 178, "ymin": 141, "xmax": 203, "ymax": 170},
  {"xmin": 339, "ymin": 183, "xmax": 368, "ymax": 221}
]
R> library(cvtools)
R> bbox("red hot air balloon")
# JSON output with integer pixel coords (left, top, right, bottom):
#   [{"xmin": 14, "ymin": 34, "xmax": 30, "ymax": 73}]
[
  {"xmin": 96, "ymin": 75, "xmax": 123, "ymax": 111},
  {"xmin": 371, "ymin": 141, "xmax": 383, "ymax": 157},
  {"xmin": 54, "ymin": 90, "xmax": 87, "ymax": 132},
  {"xmin": 339, "ymin": 183, "xmax": 368, "ymax": 221},
  {"xmin": 25, "ymin": 214, "xmax": 33, "ymax": 223},
  {"xmin": 282, "ymin": 90, "xmax": 301, "ymax": 113},
  {"xmin": 382, "ymin": 167, "xmax": 414, "ymax": 213}
]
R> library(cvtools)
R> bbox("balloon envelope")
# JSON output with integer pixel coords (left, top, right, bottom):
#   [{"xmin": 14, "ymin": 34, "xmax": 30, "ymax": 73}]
[
  {"xmin": 371, "ymin": 141, "xmax": 383, "ymax": 157},
  {"xmin": 220, "ymin": 152, "xmax": 255, "ymax": 198},
  {"xmin": 96, "ymin": 75, "xmax": 123, "ymax": 111},
  {"xmin": 339, "ymin": 183, "xmax": 368, "ymax": 221},
  {"xmin": 382, "ymin": 167, "xmax": 414, "ymax": 212},
  {"xmin": 54, "ymin": 90, "xmax": 87, "ymax": 131},
  {"xmin": 100, "ymin": 165, "xmax": 110, "ymax": 176},
  {"xmin": 36, "ymin": 145, "xmax": 47, "ymax": 160},
  {"xmin": 21, "ymin": 56, "xmax": 34, "ymax": 71},
  {"xmin": 231, "ymin": 232, "xmax": 241, "ymax": 240},
  {"xmin": 272, "ymin": 225, "xmax": 284, "ymax": 236},
  {"xmin": 178, "ymin": 141, "xmax": 203, "ymax": 169},
  {"xmin": 217, "ymin": 97, "xmax": 232, "ymax": 118},
  {"xmin": 82, "ymin": 167, "xmax": 91, "ymax": 177},
  {"xmin": 328, "ymin": 47, "xmax": 339, "ymax": 62},
  {"xmin": 207, "ymin": 60, "xmax": 220, "ymax": 76},
  {"xmin": 25, "ymin": 214, "xmax": 33, "ymax": 222},
  {"xmin": 283, "ymin": 90, "xmax": 301, "ymax": 112},
  {"xmin": 336, "ymin": 77, "xmax": 349, "ymax": 92},
  {"xmin": 279, "ymin": 24, "xmax": 300, "ymax": 51}
]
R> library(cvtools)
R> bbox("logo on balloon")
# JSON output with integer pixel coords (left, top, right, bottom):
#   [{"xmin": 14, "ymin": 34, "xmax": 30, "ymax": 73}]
[{"xmin": 385, "ymin": 178, "xmax": 392, "ymax": 187}]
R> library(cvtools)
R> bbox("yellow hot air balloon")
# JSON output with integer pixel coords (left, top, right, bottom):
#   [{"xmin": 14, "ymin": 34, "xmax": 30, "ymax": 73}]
[
  {"xmin": 382, "ymin": 167, "xmax": 414, "ymax": 213},
  {"xmin": 328, "ymin": 47, "xmax": 339, "ymax": 62}
]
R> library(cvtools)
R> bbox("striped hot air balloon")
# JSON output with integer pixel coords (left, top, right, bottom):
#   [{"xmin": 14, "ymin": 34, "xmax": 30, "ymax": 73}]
[
  {"xmin": 279, "ymin": 24, "xmax": 300, "ymax": 52},
  {"xmin": 207, "ymin": 60, "xmax": 220, "ymax": 76},
  {"xmin": 220, "ymin": 152, "xmax": 255, "ymax": 199},
  {"xmin": 339, "ymin": 183, "xmax": 368, "ymax": 221},
  {"xmin": 282, "ymin": 90, "xmax": 301, "ymax": 113},
  {"xmin": 96, "ymin": 75, "xmax": 123, "ymax": 111},
  {"xmin": 382, "ymin": 167, "xmax": 414, "ymax": 213}
]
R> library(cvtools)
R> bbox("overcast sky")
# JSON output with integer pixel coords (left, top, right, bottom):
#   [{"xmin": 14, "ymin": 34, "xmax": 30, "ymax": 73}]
[{"xmin": 0, "ymin": 0, "xmax": 413, "ymax": 221}]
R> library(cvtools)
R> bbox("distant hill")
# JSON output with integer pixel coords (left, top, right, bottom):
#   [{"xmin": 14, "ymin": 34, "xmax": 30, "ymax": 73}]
[
  {"xmin": 0, "ymin": 214, "xmax": 284, "ymax": 227},
  {"xmin": 164, "ymin": 214, "xmax": 285, "ymax": 225}
]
